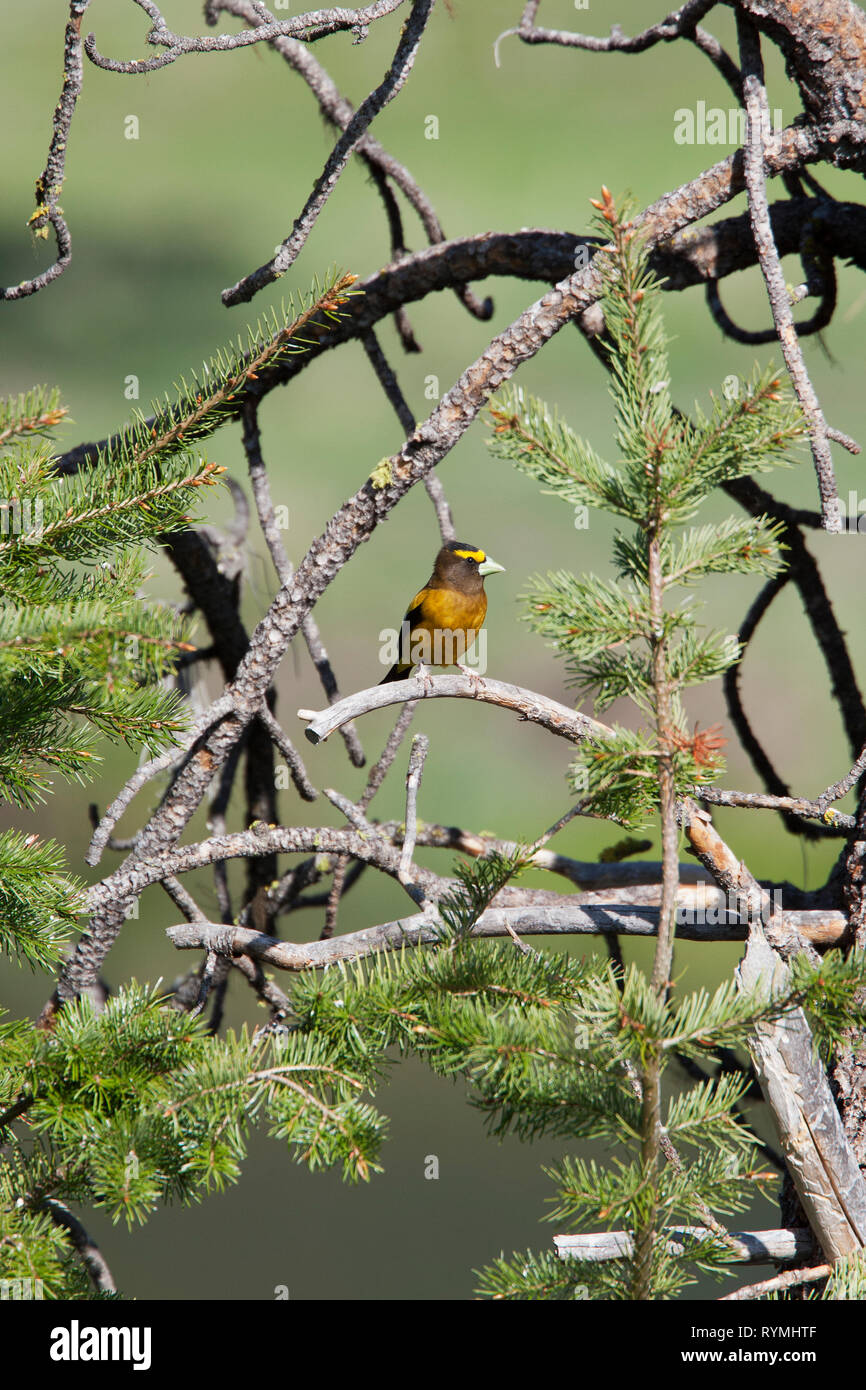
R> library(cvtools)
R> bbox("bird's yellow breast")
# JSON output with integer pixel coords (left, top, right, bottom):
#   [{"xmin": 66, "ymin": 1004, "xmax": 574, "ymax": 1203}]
[{"xmin": 408, "ymin": 586, "xmax": 487, "ymax": 635}]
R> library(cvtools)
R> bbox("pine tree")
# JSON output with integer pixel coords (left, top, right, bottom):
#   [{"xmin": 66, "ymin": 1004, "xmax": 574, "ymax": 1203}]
[
  {"xmin": 0, "ymin": 275, "xmax": 389, "ymax": 1299},
  {"xmin": 2, "ymin": 243, "xmax": 863, "ymax": 1302}
]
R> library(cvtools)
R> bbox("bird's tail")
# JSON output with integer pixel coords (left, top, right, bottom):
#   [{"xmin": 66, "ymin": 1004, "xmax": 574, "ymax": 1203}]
[{"xmin": 379, "ymin": 663, "xmax": 413, "ymax": 685}]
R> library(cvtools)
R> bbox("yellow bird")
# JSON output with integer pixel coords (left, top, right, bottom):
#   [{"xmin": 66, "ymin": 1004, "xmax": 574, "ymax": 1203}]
[{"xmin": 379, "ymin": 540, "xmax": 505, "ymax": 684}]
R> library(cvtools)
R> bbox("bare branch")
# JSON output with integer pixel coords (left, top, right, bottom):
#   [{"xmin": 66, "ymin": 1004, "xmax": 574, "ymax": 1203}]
[
  {"xmin": 397, "ymin": 733, "xmax": 428, "ymax": 888},
  {"xmin": 386, "ymin": 818, "xmax": 712, "ymax": 892},
  {"xmin": 241, "ymin": 398, "xmax": 366, "ymax": 769},
  {"xmin": 208, "ymin": 0, "xmax": 493, "ymax": 324},
  {"xmin": 299, "ymin": 673, "xmax": 611, "ymax": 748},
  {"xmin": 738, "ymin": 928, "xmax": 866, "ymax": 1258},
  {"xmin": 165, "ymin": 904, "xmax": 847, "ymax": 972},
  {"xmin": 42, "ymin": 1198, "xmax": 117, "ymax": 1294},
  {"xmin": 554, "ymin": 1225, "xmax": 814, "ymax": 1266},
  {"xmin": 86, "ymin": 694, "xmax": 238, "ymax": 865},
  {"xmin": 496, "ymin": 0, "xmax": 717, "ymax": 60},
  {"xmin": 322, "ymin": 700, "xmax": 417, "ymax": 937},
  {"xmin": 817, "ymin": 742, "xmax": 866, "ymax": 814},
  {"xmin": 230, "ymin": 950, "xmax": 294, "ymax": 1019},
  {"xmin": 57, "ymin": 196, "xmax": 866, "ymax": 481},
  {"xmin": 84, "ymin": 0, "xmax": 409, "ymax": 74},
  {"xmin": 160, "ymin": 875, "xmax": 208, "ymax": 923},
  {"xmin": 737, "ymin": 14, "xmax": 842, "ymax": 531},
  {"xmin": 718, "ymin": 1262, "xmax": 832, "ymax": 1300},
  {"xmin": 256, "ymin": 704, "xmax": 318, "ymax": 802},
  {"xmin": 694, "ymin": 785, "xmax": 856, "ymax": 831},
  {"xmin": 705, "ymin": 262, "xmax": 836, "ymax": 343},
  {"xmin": 0, "ymin": 1, "xmax": 89, "ymax": 301},
  {"xmin": 720, "ymin": 488, "xmax": 866, "ymax": 841},
  {"xmin": 361, "ymin": 330, "xmax": 455, "ymax": 542}
]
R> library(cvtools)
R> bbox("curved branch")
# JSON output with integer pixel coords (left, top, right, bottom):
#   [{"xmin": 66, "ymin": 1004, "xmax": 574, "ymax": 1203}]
[
  {"xmin": 84, "ymin": 0, "xmax": 409, "ymax": 74},
  {"xmin": 298, "ymin": 672, "xmax": 612, "ymax": 747},
  {"xmin": 504, "ymin": 0, "xmax": 866, "ymax": 156},
  {"xmin": 165, "ymin": 902, "xmax": 847, "ymax": 973},
  {"xmin": 42, "ymin": 1198, "xmax": 116, "ymax": 1295},
  {"xmin": 722, "ymin": 477, "xmax": 866, "ymax": 837},
  {"xmin": 0, "ymin": 2, "xmax": 88, "ymax": 302},
  {"xmin": 705, "ymin": 261, "xmax": 836, "ymax": 344},
  {"xmin": 86, "ymin": 694, "xmax": 238, "ymax": 865},
  {"xmin": 498, "ymin": 0, "xmax": 717, "ymax": 57},
  {"xmin": 738, "ymin": 14, "xmax": 842, "ymax": 530}
]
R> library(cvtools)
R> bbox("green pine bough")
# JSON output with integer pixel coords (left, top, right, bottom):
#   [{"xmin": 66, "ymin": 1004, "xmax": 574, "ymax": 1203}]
[
  {"xmin": 478, "ymin": 191, "xmax": 866, "ymax": 1299},
  {"xmin": 2, "ymin": 250, "xmax": 865, "ymax": 1301}
]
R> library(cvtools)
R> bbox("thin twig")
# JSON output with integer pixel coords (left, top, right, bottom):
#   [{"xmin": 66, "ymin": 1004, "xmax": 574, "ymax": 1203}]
[
  {"xmin": 496, "ymin": 0, "xmax": 717, "ymax": 61},
  {"xmin": 718, "ymin": 1262, "xmax": 832, "ymax": 1301},
  {"xmin": 398, "ymin": 734, "xmax": 429, "ymax": 886},
  {"xmin": 160, "ymin": 875, "xmax": 208, "ymax": 922},
  {"xmin": 362, "ymin": 329, "xmax": 455, "ymax": 542},
  {"xmin": 695, "ymin": 786, "xmax": 855, "ymax": 830},
  {"xmin": 86, "ymin": 695, "xmax": 238, "ymax": 865},
  {"xmin": 0, "ymin": 0, "xmax": 90, "ymax": 301},
  {"xmin": 256, "ymin": 703, "xmax": 318, "ymax": 802},
  {"xmin": 230, "ymin": 950, "xmax": 294, "ymax": 1019},
  {"xmin": 84, "ymin": 0, "xmax": 409, "ymax": 73},
  {"xmin": 241, "ymin": 398, "xmax": 365, "ymax": 768},
  {"xmin": 705, "ymin": 267, "xmax": 836, "ymax": 344},
  {"xmin": 322, "ymin": 700, "xmax": 418, "ymax": 937},
  {"xmin": 207, "ymin": 0, "xmax": 492, "ymax": 323},
  {"xmin": 737, "ymin": 13, "xmax": 842, "ymax": 531},
  {"xmin": 817, "ymin": 742, "xmax": 866, "ymax": 812}
]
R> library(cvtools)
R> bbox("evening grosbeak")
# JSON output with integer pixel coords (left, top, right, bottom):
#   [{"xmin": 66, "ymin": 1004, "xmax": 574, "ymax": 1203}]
[{"xmin": 379, "ymin": 540, "xmax": 505, "ymax": 684}]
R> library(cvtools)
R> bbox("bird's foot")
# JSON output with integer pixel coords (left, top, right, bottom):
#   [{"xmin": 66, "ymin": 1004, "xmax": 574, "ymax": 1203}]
[
  {"xmin": 415, "ymin": 661, "xmax": 435, "ymax": 694},
  {"xmin": 458, "ymin": 662, "xmax": 486, "ymax": 696}
]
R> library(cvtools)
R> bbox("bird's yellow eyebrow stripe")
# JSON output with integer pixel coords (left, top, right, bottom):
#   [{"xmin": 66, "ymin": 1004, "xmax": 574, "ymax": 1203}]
[{"xmin": 453, "ymin": 548, "xmax": 485, "ymax": 562}]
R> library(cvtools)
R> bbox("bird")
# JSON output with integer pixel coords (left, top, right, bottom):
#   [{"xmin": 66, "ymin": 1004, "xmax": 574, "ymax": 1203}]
[{"xmin": 379, "ymin": 540, "xmax": 505, "ymax": 685}]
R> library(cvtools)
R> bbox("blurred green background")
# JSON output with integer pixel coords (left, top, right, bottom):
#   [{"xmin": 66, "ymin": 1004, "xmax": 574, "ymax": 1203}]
[{"xmin": 1, "ymin": 0, "xmax": 865, "ymax": 1300}]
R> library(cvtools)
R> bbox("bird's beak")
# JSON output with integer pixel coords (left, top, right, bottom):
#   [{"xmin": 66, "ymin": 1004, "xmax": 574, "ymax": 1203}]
[{"xmin": 479, "ymin": 554, "xmax": 505, "ymax": 576}]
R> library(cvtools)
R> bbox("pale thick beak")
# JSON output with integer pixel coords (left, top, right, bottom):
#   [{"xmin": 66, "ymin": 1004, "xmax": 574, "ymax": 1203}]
[{"xmin": 478, "ymin": 555, "xmax": 505, "ymax": 576}]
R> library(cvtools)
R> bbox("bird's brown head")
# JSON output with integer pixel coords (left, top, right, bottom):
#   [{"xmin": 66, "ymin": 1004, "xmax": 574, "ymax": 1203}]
[{"xmin": 430, "ymin": 541, "xmax": 505, "ymax": 593}]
